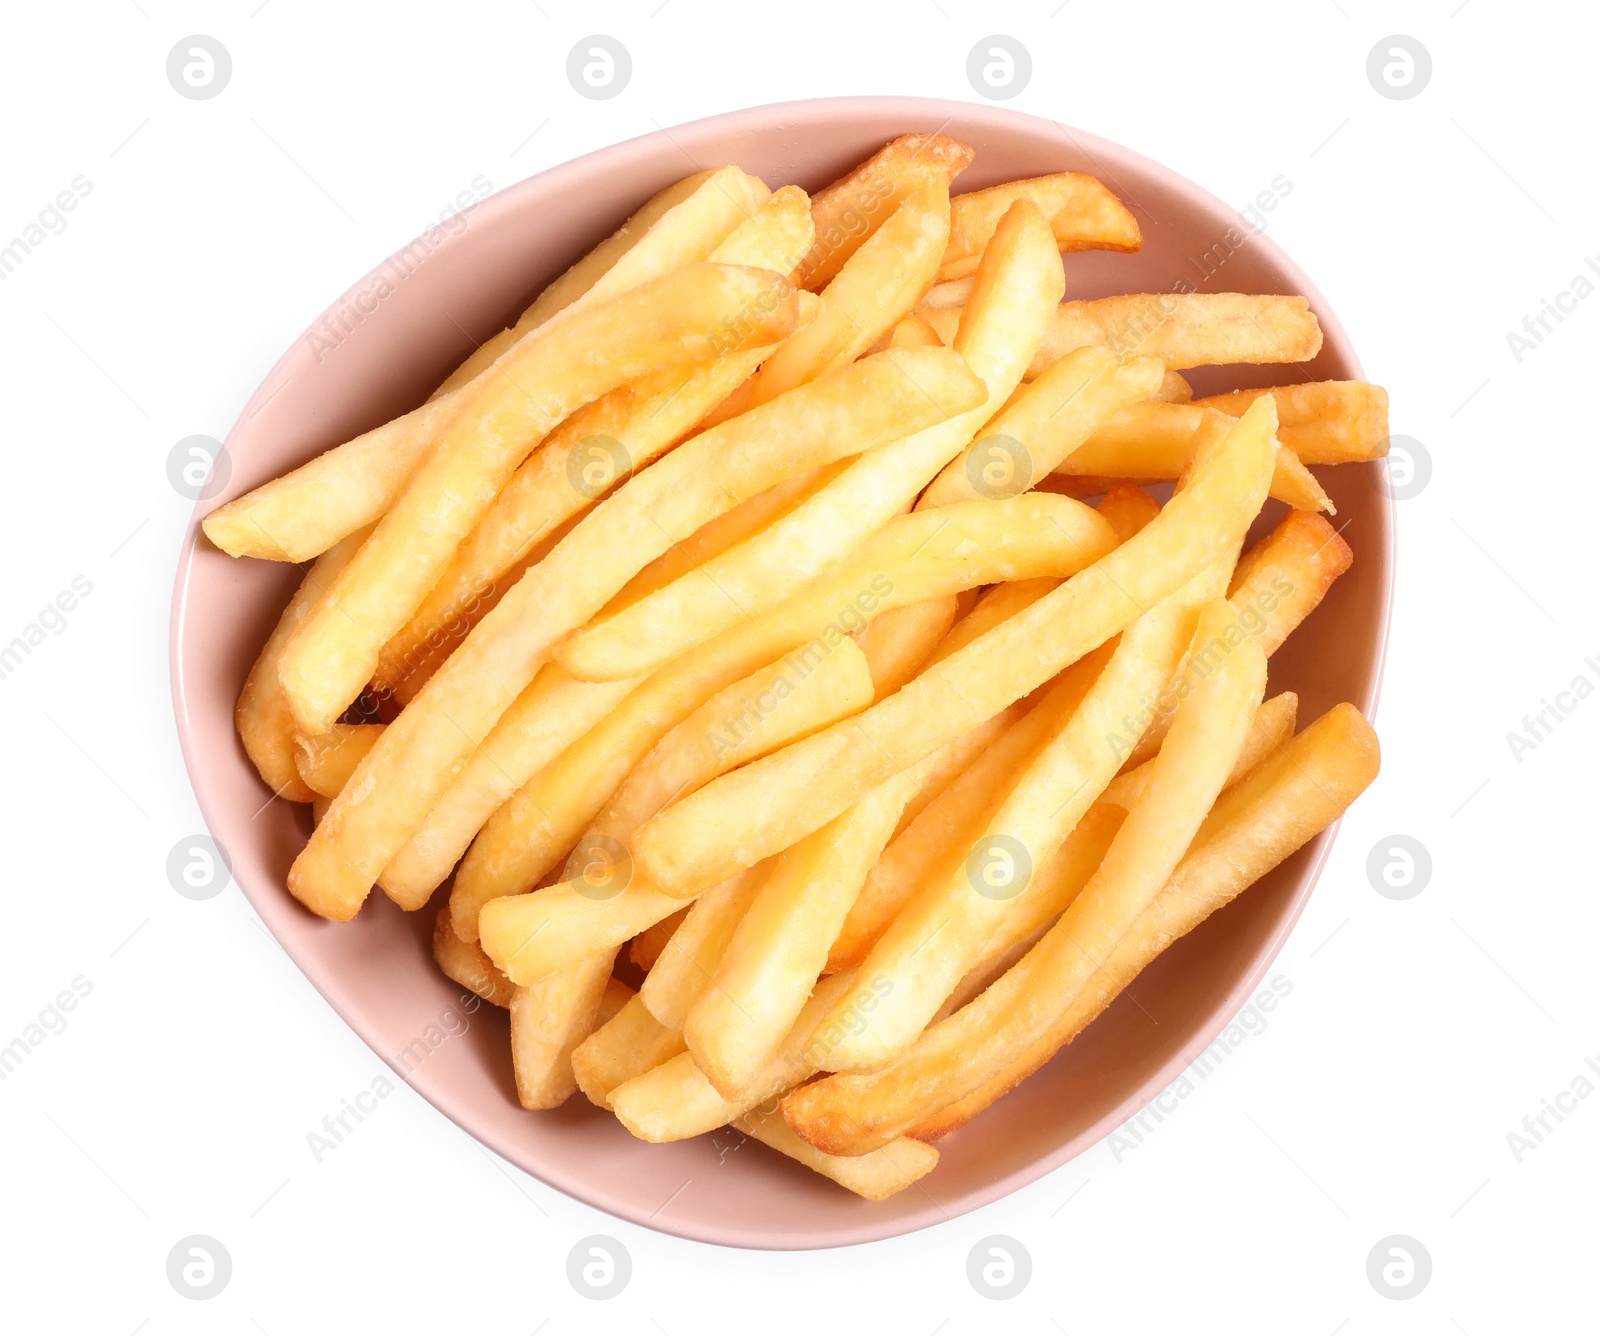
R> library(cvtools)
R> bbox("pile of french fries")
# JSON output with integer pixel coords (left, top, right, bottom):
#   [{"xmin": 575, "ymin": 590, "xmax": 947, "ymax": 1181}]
[{"xmin": 207, "ymin": 134, "xmax": 1386, "ymax": 1201}]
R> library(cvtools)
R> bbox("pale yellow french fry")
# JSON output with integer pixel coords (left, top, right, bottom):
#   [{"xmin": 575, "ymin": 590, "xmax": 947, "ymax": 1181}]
[
  {"xmin": 853, "ymin": 597, "xmax": 960, "ymax": 698},
  {"xmin": 458, "ymin": 640, "xmax": 872, "ymax": 947},
  {"xmin": 796, "ymin": 134, "xmax": 973, "ymax": 291},
  {"xmin": 910, "ymin": 703, "xmax": 1379, "ymax": 1141},
  {"xmin": 293, "ymin": 723, "xmax": 385, "ymax": 798},
  {"xmin": 509, "ymin": 951, "xmax": 617, "ymax": 1110},
  {"xmin": 203, "ymin": 170, "xmax": 768, "ymax": 562},
  {"xmin": 571, "ymin": 993, "xmax": 687, "ymax": 1109},
  {"xmin": 1193, "ymin": 381, "xmax": 1390, "ymax": 463},
  {"xmin": 814, "ymin": 570, "xmax": 1226, "ymax": 1073},
  {"xmin": 632, "ymin": 399, "xmax": 1278, "ymax": 896},
  {"xmin": 289, "ymin": 344, "xmax": 978, "ymax": 922},
  {"xmin": 865, "ymin": 309, "xmax": 943, "ymax": 353},
  {"xmin": 784, "ymin": 597, "xmax": 1268, "ymax": 1153},
  {"xmin": 559, "ymin": 200, "xmax": 1065, "ymax": 683},
  {"xmin": 628, "ymin": 907, "xmax": 687, "ymax": 972},
  {"xmin": 278, "ymin": 265, "xmax": 801, "ymax": 736},
  {"xmin": 431, "ymin": 904, "xmax": 515, "ymax": 1008},
  {"xmin": 1156, "ymin": 370, "xmax": 1193, "ymax": 403},
  {"xmin": 939, "ymin": 171, "xmax": 1141, "ymax": 281},
  {"xmin": 732, "ymin": 1106, "xmax": 939, "ymax": 1201},
  {"xmin": 920, "ymin": 346, "xmax": 1166, "ymax": 509},
  {"xmin": 685, "ymin": 757, "xmax": 936, "ymax": 1100},
  {"xmin": 638, "ymin": 863, "xmax": 771, "ymax": 1029},
  {"xmin": 234, "ymin": 526, "xmax": 374, "ymax": 802},
  {"xmin": 435, "ymin": 168, "xmax": 762, "ymax": 395},
  {"xmin": 921, "ymin": 292, "xmax": 1324, "ymax": 375},
  {"xmin": 377, "ymin": 668, "xmax": 638, "ymax": 910},
  {"xmin": 609, "ymin": 974, "xmax": 855, "ymax": 1142}
]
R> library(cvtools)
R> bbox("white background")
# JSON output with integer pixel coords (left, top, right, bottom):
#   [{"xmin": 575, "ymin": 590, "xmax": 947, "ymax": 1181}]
[{"xmin": 1, "ymin": 1, "xmax": 1594, "ymax": 1331}]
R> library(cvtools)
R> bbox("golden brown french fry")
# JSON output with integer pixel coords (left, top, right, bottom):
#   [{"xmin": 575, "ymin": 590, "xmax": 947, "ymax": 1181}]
[
  {"xmin": 636, "ymin": 864, "xmax": 771, "ymax": 1028},
  {"xmin": 1054, "ymin": 401, "xmax": 1332, "ymax": 513},
  {"xmin": 732, "ymin": 1106, "xmax": 939, "ymax": 1201},
  {"xmin": 234, "ymin": 526, "xmax": 374, "ymax": 802},
  {"xmin": 203, "ymin": 171, "xmax": 769, "ymax": 563},
  {"xmin": 1093, "ymin": 482, "xmax": 1163, "ymax": 541},
  {"xmin": 796, "ymin": 134, "xmax": 974, "ymax": 291},
  {"xmin": 684, "ymin": 757, "xmax": 937, "ymax": 1099},
  {"xmin": 289, "ymin": 344, "xmax": 979, "ymax": 922},
  {"xmin": 632, "ymin": 398, "xmax": 1278, "ymax": 895},
  {"xmin": 560, "ymin": 199, "xmax": 1064, "ymax": 682},
  {"xmin": 378, "ymin": 668, "xmax": 638, "ymax": 909},
  {"xmin": 920, "ymin": 346, "xmax": 1166, "ymax": 509},
  {"xmin": 293, "ymin": 723, "xmax": 384, "ymax": 798},
  {"xmin": 920, "ymin": 292, "xmax": 1324, "ymax": 375},
  {"xmin": 628, "ymin": 907, "xmax": 687, "ymax": 972},
  {"xmin": 911, "ymin": 702, "xmax": 1379, "ymax": 1141},
  {"xmin": 459, "ymin": 639, "xmax": 872, "ymax": 948},
  {"xmin": 1156, "ymin": 370, "xmax": 1193, "ymax": 403},
  {"xmin": 866, "ymin": 309, "xmax": 943, "ymax": 353},
  {"xmin": 939, "ymin": 172, "xmax": 1141, "ymax": 281},
  {"xmin": 785, "ymin": 597, "xmax": 1268, "ymax": 1152},
  {"xmin": 571, "ymin": 993, "xmax": 687, "ymax": 1109},
  {"xmin": 815, "ymin": 569, "xmax": 1228, "ymax": 1073},
  {"xmin": 278, "ymin": 264, "xmax": 802, "ymax": 736},
  {"xmin": 1196, "ymin": 384, "xmax": 1389, "ymax": 463},
  {"xmin": 853, "ymin": 598, "xmax": 960, "ymax": 697},
  {"xmin": 509, "ymin": 951, "xmax": 616, "ymax": 1110},
  {"xmin": 608, "ymin": 973, "xmax": 855, "ymax": 1141},
  {"xmin": 436, "ymin": 167, "xmax": 765, "ymax": 395},
  {"xmin": 431, "ymin": 904, "xmax": 515, "ymax": 1008}
]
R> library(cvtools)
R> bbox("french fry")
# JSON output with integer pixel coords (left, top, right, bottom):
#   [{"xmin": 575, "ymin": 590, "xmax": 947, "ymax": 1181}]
[
  {"xmin": 685, "ymin": 757, "xmax": 937, "ymax": 1099},
  {"xmin": 377, "ymin": 667, "xmax": 638, "ymax": 910},
  {"xmin": 628, "ymin": 907, "xmax": 688, "ymax": 972},
  {"xmin": 458, "ymin": 639, "xmax": 873, "ymax": 948},
  {"xmin": 560, "ymin": 200, "xmax": 1065, "ymax": 682},
  {"xmin": 436, "ymin": 167, "xmax": 767, "ymax": 395},
  {"xmin": 919, "ymin": 346, "xmax": 1166, "ymax": 509},
  {"xmin": 784, "ymin": 597, "xmax": 1268, "ymax": 1153},
  {"xmin": 1094, "ymin": 483, "xmax": 1163, "ymax": 541},
  {"xmin": 866, "ymin": 309, "xmax": 943, "ymax": 352},
  {"xmin": 632, "ymin": 399, "xmax": 1278, "ymax": 895},
  {"xmin": 278, "ymin": 264, "xmax": 802, "ymax": 735},
  {"xmin": 1193, "ymin": 381, "xmax": 1390, "ymax": 463},
  {"xmin": 509, "ymin": 951, "xmax": 616, "ymax": 1110},
  {"xmin": 431, "ymin": 904, "xmax": 516, "ymax": 1008},
  {"xmin": 289, "ymin": 344, "xmax": 980, "ymax": 922},
  {"xmin": 1156, "ymin": 371, "xmax": 1193, "ymax": 403},
  {"xmin": 1055, "ymin": 401, "xmax": 1333, "ymax": 513},
  {"xmin": 293, "ymin": 723, "xmax": 384, "ymax": 798},
  {"xmin": 203, "ymin": 170, "xmax": 769, "ymax": 563},
  {"xmin": 911, "ymin": 703, "xmax": 1380, "ymax": 1141},
  {"xmin": 939, "ymin": 171, "xmax": 1142, "ymax": 281},
  {"xmin": 853, "ymin": 597, "xmax": 960, "ymax": 697},
  {"xmin": 608, "ymin": 973, "xmax": 854, "ymax": 1142},
  {"xmin": 732, "ymin": 1106, "xmax": 939, "ymax": 1201},
  {"xmin": 796, "ymin": 134, "xmax": 974, "ymax": 290},
  {"xmin": 571, "ymin": 993, "xmax": 687, "ymax": 1109},
  {"xmin": 234, "ymin": 525, "xmax": 374, "ymax": 802},
  {"xmin": 711, "ymin": 189, "xmax": 952, "ymax": 424},
  {"xmin": 372, "ymin": 193, "xmax": 820, "ymax": 695},
  {"xmin": 920, "ymin": 292, "xmax": 1324, "ymax": 375},
  {"xmin": 814, "ymin": 570, "xmax": 1230, "ymax": 1073},
  {"xmin": 637, "ymin": 863, "xmax": 771, "ymax": 1028}
]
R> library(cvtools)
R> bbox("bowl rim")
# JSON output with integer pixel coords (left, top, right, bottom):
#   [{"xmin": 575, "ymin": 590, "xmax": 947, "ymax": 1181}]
[{"xmin": 169, "ymin": 94, "xmax": 1394, "ymax": 1249}]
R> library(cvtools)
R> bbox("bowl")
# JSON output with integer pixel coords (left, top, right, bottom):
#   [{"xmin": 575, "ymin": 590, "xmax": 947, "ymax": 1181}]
[{"xmin": 169, "ymin": 96, "xmax": 1392, "ymax": 1249}]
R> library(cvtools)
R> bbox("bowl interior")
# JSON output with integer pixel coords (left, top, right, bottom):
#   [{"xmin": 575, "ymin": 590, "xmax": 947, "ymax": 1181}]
[{"xmin": 170, "ymin": 96, "xmax": 1390, "ymax": 1249}]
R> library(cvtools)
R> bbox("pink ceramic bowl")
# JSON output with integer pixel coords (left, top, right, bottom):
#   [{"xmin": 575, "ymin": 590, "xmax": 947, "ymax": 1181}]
[{"xmin": 170, "ymin": 97, "xmax": 1391, "ymax": 1249}]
